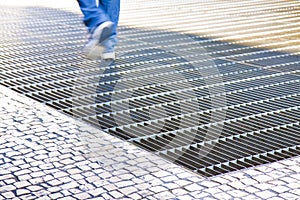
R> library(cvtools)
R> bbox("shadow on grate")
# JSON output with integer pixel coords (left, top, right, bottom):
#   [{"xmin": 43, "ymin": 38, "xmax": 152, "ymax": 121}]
[{"xmin": 0, "ymin": 6, "xmax": 300, "ymax": 177}]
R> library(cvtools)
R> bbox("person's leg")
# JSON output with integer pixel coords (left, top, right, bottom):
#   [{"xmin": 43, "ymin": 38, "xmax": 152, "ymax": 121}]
[
  {"xmin": 77, "ymin": 0, "xmax": 114, "ymax": 59},
  {"xmin": 101, "ymin": 0, "xmax": 120, "ymax": 36},
  {"xmin": 77, "ymin": 0, "xmax": 110, "ymax": 33},
  {"xmin": 100, "ymin": 0, "xmax": 120, "ymax": 59}
]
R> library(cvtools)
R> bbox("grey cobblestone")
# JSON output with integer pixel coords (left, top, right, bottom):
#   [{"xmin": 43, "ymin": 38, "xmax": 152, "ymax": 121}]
[
  {"xmin": 254, "ymin": 183, "xmax": 274, "ymax": 190},
  {"xmin": 213, "ymin": 192, "xmax": 233, "ymax": 199},
  {"xmin": 271, "ymin": 185, "xmax": 290, "ymax": 193},
  {"xmin": 243, "ymin": 194, "xmax": 261, "ymax": 200},
  {"xmin": 128, "ymin": 193, "xmax": 142, "ymax": 200},
  {"xmin": 1, "ymin": 192, "xmax": 15, "ymax": 199},
  {"xmin": 227, "ymin": 190, "xmax": 249, "ymax": 198},
  {"xmin": 279, "ymin": 192, "xmax": 300, "ymax": 199},
  {"xmin": 266, "ymin": 197, "xmax": 285, "ymax": 200},
  {"xmin": 290, "ymin": 189, "xmax": 300, "ymax": 196},
  {"xmin": 172, "ymin": 188, "xmax": 189, "ymax": 196},
  {"xmin": 228, "ymin": 180, "xmax": 246, "ymax": 189},
  {"xmin": 153, "ymin": 191, "xmax": 176, "ymax": 199},
  {"xmin": 256, "ymin": 190, "xmax": 277, "ymax": 199},
  {"xmin": 286, "ymin": 182, "xmax": 300, "ymax": 189},
  {"xmin": 109, "ymin": 190, "xmax": 124, "ymax": 199},
  {"xmin": 119, "ymin": 186, "xmax": 138, "ymax": 196}
]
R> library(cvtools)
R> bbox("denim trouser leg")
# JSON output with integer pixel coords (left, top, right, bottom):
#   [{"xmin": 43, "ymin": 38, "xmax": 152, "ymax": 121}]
[
  {"xmin": 100, "ymin": 0, "xmax": 120, "ymax": 52},
  {"xmin": 77, "ymin": 0, "xmax": 120, "ymax": 53},
  {"xmin": 77, "ymin": 0, "xmax": 110, "ymax": 33}
]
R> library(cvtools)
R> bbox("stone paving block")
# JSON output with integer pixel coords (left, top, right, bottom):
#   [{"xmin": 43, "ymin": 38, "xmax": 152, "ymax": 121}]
[
  {"xmin": 289, "ymin": 166, "xmax": 300, "ymax": 173},
  {"xmin": 93, "ymin": 180, "xmax": 110, "ymax": 188},
  {"xmin": 1, "ymin": 191, "xmax": 15, "ymax": 199},
  {"xmin": 148, "ymin": 178, "xmax": 164, "ymax": 187},
  {"xmin": 109, "ymin": 190, "xmax": 124, "ymax": 199},
  {"xmin": 69, "ymin": 188, "xmax": 82, "ymax": 195},
  {"xmin": 14, "ymin": 169, "xmax": 32, "ymax": 176},
  {"xmin": 138, "ymin": 190, "xmax": 155, "ymax": 198},
  {"xmin": 254, "ymin": 174, "xmax": 274, "ymax": 183},
  {"xmin": 49, "ymin": 193, "xmax": 64, "ymax": 199},
  {"xmin": 4, "ymin": 179, "xmax": 16, "ymax": 184},
  {"xmin": 177, "ymin": 195, "xmax": 195, "ymax": 200},
  {"xmin": 152, "ymin": 170, "xmax": 172, "ymax": 178},
  {"xmin": 227, "ymin": 190, "xmax": 249, "ymax": 198},
  {"xmin": 213, "ymin": 192, "xmax": 233, "ymax": 199},
  {"xmin": 270, "ymin": 185, "xmax": 290, "ymax": 193},
  {"xmin": 75, "ymin": 192, "xmax": 91, "ymax": 200},
  {"xmin": 266, "ymin": 197, "xmax": 285, "ymax": 200},
  {"xmin": 61, "ymin": 181, "xmax": 79, "ymax": 190},
  {"xmin": 242, "ymin": 194, "xmax": 261, "ymax": 200},
  {"xmin": 98, "ymin": 172, "xmax": 112, "ymax": 179},
  {"xmin": 128, "ymin": 192, "xmax": 142, "ymax": 200},
  {"xmin": 240, "ymin": 178, "xmax": 259, "ymax": 186},
  {"xmin": 256, "ymin": 190, "xmax": 277, "ymax": 199},
  {"xmin": 244, "ymin": 186, "xmax": 260, "ymax": 193},
  {"xmin": 131, "ymin": 178, "xmax": 144, "ymax": 184},
  {"xmin": 16, "ymin": 189, "xmax": 31, "ymax": 196},
  {"xmin": 118, "ymin": 173, "xmax": 135, "ymax": 180},
  {"xmin": 0, "ymin": 184, "xmax": 17, "ymax": 192},
  {"xmin": 286, "ymin": 182, "xmax": 300, "ymax": 189},
  {"xmin": 119, "ymin": 186, "xmax": 138, "ymax": 196},
  {"xmin": 174, "ymin": 179, "xmax": 193, "ymax": 187},
  {"xmin": 59, "ymin": 177, "xmax": 74, "ymax": 184},
  {"xmin": 161, "ymin": 175, "xmax": 179, "ymax": 183},
  {"xmin": 20, "ymin": 194, "xmax": 38, "ymax": 200},
  {"xmin": 27, "ymin": 185, "xmax": 44, "ymax": 192},
  {"xmin": 290, "ymin": 189, "xmax": 300, "ymax": 196},
  {"xmin": 218, "ymin": 184, "xmax": 234, "ymax": 192},
  {"xmin": 153, "ymin": 191, "xmax": 176, "ymax": 199},
  {"xmin": 279, "ymin": 192, "xmax": 300, "ymax": 200},
  {"xmin": 189, "ymin": 191, "xmax": 210, "ymax": 199},
  {"xmin": 280, "ymin": 159, "xmax": 298, "ymax": 166},
  {"xmin": 102, "ymin": 184, "xmax": 117, "ymax": 192},
  {"xmin": 280, "ymin": 176, "xmax": 298, "ymax": 184},
  {"xmin": 48, "ymin": 179, "xmax": 62, "ymax": 187},
  {"xmin": 172, "ymin": 188, "xmax": 189, "ymax": 196},
  {"xmin": 211, "ymin": 176, "xmax": 230, "ymax": 185},
  {"xmin": 184, "ymin": 183, "xmax": 204, "ymax": 191},
  {"xmin": 149, "ymin": 185, "xmax": 168, "ymax": 193},
  {"xmin": 254, "ymin": 183, "xmax": 273, "ymax": 190},
  {"xmin": 58, "ymin": 196, "xmax": 76, "ymax": 200},
  {"xmin": 203, "ymin": 187, "xmax": 223, "ymax": 195},
  {"xmin": 115, "ymin": 180, "xmax": 135, "ymax": 188},
  {"xmin": 88, "ymin": 188, "xmax": 107, "ymax": 197},
  {"xmin": 48, "ymin": 186, "xmax": 63, "ymax": 193},
  {"xmin": 228, "ymin": 181, "xmax": 246, "ymax": 189}
]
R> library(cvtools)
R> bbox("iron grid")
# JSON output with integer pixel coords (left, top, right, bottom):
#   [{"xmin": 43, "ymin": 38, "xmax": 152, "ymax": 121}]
[{"xmin": 1, "ymin": 1, "xmax": 300, "ymax": 177}]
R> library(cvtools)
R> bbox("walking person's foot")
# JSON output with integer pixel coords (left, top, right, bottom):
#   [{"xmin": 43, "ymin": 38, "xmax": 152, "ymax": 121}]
[
  {"xmin": 102, "ymin": 51, "xmax": 116, "ymax": 60},
  {"xmin": 83, "ymin": 21, "xmax": 114, "ymax": 60}
]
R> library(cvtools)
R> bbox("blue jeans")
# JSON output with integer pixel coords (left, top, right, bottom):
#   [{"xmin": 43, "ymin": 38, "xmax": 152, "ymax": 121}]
[{"xmin": 77, "ymin": 0, "xmax": 120, "ymax": 52}]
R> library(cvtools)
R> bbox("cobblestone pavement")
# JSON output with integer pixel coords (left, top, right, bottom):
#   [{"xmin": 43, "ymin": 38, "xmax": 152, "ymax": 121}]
[{"xmin": 1, "ymin": 86, "xmax": 300, "ymax": 200}]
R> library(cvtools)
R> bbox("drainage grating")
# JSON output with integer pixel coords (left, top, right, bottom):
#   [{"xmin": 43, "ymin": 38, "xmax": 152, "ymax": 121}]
[{"xmin": 1, "ymin": 1, "xmax": 300, "ymax": 177}]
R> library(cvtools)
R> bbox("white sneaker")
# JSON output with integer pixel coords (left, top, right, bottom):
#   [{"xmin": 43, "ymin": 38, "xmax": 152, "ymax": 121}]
[
  {"xmin": 102, "ymin": 51, "xmax": 116, "ymax": 60},
  {"xmin": 83, "ymin": 21, "xmax": 114, "ymax": 60}
]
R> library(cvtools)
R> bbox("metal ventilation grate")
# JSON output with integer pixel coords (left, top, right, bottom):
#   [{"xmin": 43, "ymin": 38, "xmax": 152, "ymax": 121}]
[{"xmin": 1, "ymin": 1, "xmax": 300, "ymax": 177}]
